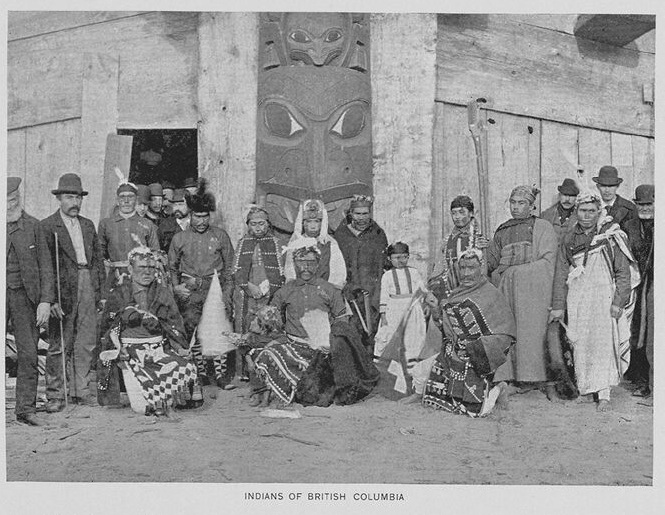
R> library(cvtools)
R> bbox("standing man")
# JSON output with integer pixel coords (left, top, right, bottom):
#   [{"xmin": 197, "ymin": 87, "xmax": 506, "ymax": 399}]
[
  {"xmin": 98, "ymin": 181, "xmax": 159, "ymax": 291},
  {"xmin": 429, "ymin": 195, "xmax": 488, "ymax": 300},
  {"xmin": 144, "ymin": 183, "xmax": 167, "ymax": 229},
  {"xmin": 158, "ymin": 188, "xmax": 190, "ymax": 252},
  {"xmin": 6, "ymin": 177, "xmax": 55, "ymax": 425},
  {"xmin": 541, "ymin": 178, "xmax": 579, "ymax": 240},
  {"xmin": 135, "ymin": 184, "xmax": 151, "ymax": 218},
  {"xmin": 168, "ymin": 179, "xmax": 236, "ymax": 389},
  {"xmin": 40, "ymin": 173, "xmax": 106, "ymax": 411},
  {"xmin": 486, "ymin": 185, "xmax": 558, "ymax": 395},
  {"xmin": 334, "ymin": 195, "xmax": 389, "ymax": 351},
  {"xmin": 550, "ymin": 191, "xmax": 633, "ymax": 411},
  {"xmin": 593, "ymin": 165, "xmax": 637, "ymax": 231},
  {"xmin": 624, "ymin": 184, "xmax": 654, "ymax": 397}
]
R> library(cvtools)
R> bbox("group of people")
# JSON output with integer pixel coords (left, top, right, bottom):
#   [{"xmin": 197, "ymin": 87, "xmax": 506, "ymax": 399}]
[{"xmin": 5, "ymin": 163, "xmax": 654, "ymax": 426}]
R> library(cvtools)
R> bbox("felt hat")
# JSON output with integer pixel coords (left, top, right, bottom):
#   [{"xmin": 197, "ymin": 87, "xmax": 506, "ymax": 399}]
[
  {"xmin": 557, "ymin": 178, "xmax": 580, "ymax": 196},
  {"xmin": 7, "ymin": 177, "xmax": 21, "ymax": 195},
  {"xmin": 633, "ymin": 184, "xmax": 654, "ymax": 204},
  {"xmin": 592, "ymin": 166, "xmax": 623, "ymax": 186},
  {"xmin": 52, "ymin": 173, "xmax": 88, "ymax": 196},
  {"xmin": 136, "ymin": 184, "xmax": 151, "ymax": 204},
  {"xmin": 148, "ymin": 183, "xmax": 163, "ymax": 197},
  {"xmin": 171, "ymin": 188, "xmax": 186, "ymax": 202}
]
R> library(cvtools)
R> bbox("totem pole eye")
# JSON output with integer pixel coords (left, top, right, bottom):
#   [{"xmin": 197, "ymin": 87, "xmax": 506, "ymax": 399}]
[
  {"xmin": 330, "ymin": 105, "xmax": 365, "ymax": 139},
  {"xmin": 289, "ymin": 30, "xmax": 312, "ymax": 44},
  {"xmin": 323, "ymin": 29, "xmax": 343, "ymax": 43},
  {"xmin": 264, "ymin": 103, "xmax": 305, "ymax": 138}
]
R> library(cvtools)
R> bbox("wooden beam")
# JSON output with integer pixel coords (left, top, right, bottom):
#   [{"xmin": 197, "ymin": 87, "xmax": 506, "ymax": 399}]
[
  {"xmin": 371, "ymin": 13, "xmax": 438, "ymax": 274},
  {"xmin": 100, "ymin": 135, "xmax": 134, "ymax": 223},
  {"xmin": 8, "ymin": 11, "xmax": 143, "ymax": 41},
  {"xmin": 197, "ymin": 12, "xmax": 259, "ymax": 244},
  {"xmin": 437, "ymin": 14, "xmax": 654, "ymax": 137},
  {"xmin": 79, "ymin": 53, "xmax": 121, "ymax": 226},
  {"xmin": 574, "ymin": 15, "xmax": 655, "ymax": 47}
]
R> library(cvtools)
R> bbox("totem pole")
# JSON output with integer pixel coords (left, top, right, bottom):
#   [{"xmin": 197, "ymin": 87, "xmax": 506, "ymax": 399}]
[{"xmin": 256, "ymin": 12, "xmax": 373, "ymax": 233}]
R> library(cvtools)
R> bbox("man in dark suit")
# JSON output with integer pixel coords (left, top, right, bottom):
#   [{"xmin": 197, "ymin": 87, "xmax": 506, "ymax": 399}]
[
  {"xmin": 623, "ymin": 184, "xmax": 654, "ymax": 397},
  {"xmin": 6, "ymin": 177, "xmax": 55, "ymax": 425},
  {"xmin": 540, "ymin": 178, "xmax": 579, "ymax": 241},
  {"xmin": 40, "ymin": 174, "xmax": 106, "ymax": 412},
  {"xmin": 592, "ymin": 165, "xmax": 637, "ymax": 231}
]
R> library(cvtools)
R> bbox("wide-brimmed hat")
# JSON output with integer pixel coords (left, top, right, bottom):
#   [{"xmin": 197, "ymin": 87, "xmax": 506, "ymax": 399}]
[
  {"xmin": 592, "ymin": 165, "xmax": 623, "ymax": 186},
  {"xmin": 7, "ymin": 177, "xmax": 21, "ymax": 195},
  {"xmin": 633, "ymin": 184, "xmax": 654, "ymax": 204},
  {"xmin": 51, "ymin": 173, "xmax": 88, "ymax": 196},
  {"xmin": 557, "ymin": 178, "xmax": 579, "ymax": 196}
]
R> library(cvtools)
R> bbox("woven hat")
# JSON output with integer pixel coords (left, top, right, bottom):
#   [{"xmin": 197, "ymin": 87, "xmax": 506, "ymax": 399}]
[{"xmin": 51, "ymin": 173, "xmax": 88, "ymax": 196}]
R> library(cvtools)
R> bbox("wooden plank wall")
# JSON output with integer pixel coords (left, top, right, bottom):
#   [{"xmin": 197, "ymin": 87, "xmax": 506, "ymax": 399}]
[
  {"xmin": 434, "ymin": 104, "xmax": 655, "ymax": 243},
  {"xmin": 8, "ymin": 12, "xmax": 199, "ymax": 130},
  {"xmin": 436, "ymin": 14, "xmax": 654, "ymax": 137}
]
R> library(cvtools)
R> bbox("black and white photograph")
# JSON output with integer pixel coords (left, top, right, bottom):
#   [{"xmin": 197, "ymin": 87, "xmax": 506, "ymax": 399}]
[{"xmin": 2, "ymin": 1, "xmax": 661, "ymax": 514}]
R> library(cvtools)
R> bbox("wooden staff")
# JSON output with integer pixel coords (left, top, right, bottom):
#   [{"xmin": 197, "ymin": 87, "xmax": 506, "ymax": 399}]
[
  {"xmin": 467, "ymin": 99, "xmax": 491, "ymax": 236},
  {"xmin": 54, "ymin": 232, "xmax": 69, "ymax": 408}
]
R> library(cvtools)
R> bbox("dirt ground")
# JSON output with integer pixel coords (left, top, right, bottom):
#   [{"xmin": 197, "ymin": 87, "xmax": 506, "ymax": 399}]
[{"xmin": 5, "ymin": 378, "xmax": 652, "ymax": 486}]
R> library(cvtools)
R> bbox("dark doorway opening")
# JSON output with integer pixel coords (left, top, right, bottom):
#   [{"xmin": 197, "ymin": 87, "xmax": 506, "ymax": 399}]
[{"xmin": 117, "ymin": 129, "xmax": 198, "ymax": 188}]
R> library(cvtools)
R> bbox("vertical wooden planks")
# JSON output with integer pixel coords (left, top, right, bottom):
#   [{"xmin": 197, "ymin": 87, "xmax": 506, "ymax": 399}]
[
  {"xmin": 540, "ymin": 121, "xmax": 579, "ymax": 210},
  {"xmin": 611, "ymin": 132, "xmax": 636, "ymax": 200},
  {"xmin": 197, "ymin": 12, "xmax": 259, "ymax": 244},
  {"xmin": 371, "ymin": 13, "xmax": 438, "ymax": 273},
  {"xmin": 631, "ymin": 136, "xmax": 654, "ymax": 191},
  {"xmin": 80, "ymin": 53, "xmax": 120, "ymax": 226},
  {"xmin": 7, "ymin": 129, "xmax": 27, "ymax": 184},
  {"xmin": 99, "ymin": 135, "xmax": 134, "ymax": 222},
  {"xmin": 485, "ymin": 111, "xmax": 541, "ymax": 230},
  {"xmin": 578, "ymin": 127, "xmax": 612, "ymax": 185},
  {"xmin": 24, "ymin": 119, "xmax": 81, "ymax": 221}
]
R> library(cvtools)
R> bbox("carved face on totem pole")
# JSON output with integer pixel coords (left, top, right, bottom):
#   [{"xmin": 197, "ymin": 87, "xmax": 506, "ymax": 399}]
[{"xmin": 256, "ymin": 13, "xmax": 372, "ymax": 233}]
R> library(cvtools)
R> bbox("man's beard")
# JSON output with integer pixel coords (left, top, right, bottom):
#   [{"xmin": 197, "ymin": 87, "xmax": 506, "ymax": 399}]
[{"xmin": 7, "ymin": 206, "xmax": 22, "ymax": 223}]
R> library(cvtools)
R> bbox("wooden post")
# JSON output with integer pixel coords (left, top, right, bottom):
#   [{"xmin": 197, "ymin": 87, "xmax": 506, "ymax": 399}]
[
  {"xmin": 370, "ymin": 13, "xmax": 438, "ymax": 277},
  {"xmin": 197, "ymin": 12, "xmax": 259, "ymax": 243}
]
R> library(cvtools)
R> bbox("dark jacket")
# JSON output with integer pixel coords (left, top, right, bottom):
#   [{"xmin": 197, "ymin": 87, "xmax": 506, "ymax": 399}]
[
  {"xmin": 606, "ymin": 194, "xmax": 637, "ymax": 231},
  {"xmin": 541, "ymin": 203, "xmax": 577, "ymax": 241},
  {"xmin": 40, "ymin": 210, "xmax": 106, "ymax": 313},
  {"xmin": 6, "ymin": 211, "xmax": 56, "ymax": 306}
]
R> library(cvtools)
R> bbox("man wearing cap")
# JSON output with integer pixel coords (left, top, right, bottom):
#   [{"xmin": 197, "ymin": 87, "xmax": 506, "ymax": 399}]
[
  {"xmin": 144, "ymin": 183, "xmax": 167, "ymax": 229},
  {"xmin": 593, "ymin": 165, "xmax": 637, "ymax": 231},
  {"xmin": 486, "ymin": 185, "xmax": 558, "ymax": 397},
  {"xmin": 135, "ymin": 184, "xmax": 151, "ymax": 218},
  {"xmin": 183, "ymin": 177, "xmax": 199, "ymax": 196},
  {"xmin": 6, "ymin": 177, "xmax": 55, "ymax": 425},
  {"xmin": 158, "ymin": 188, "xmax": 190, "ymax": 252},
  {"xmin": 40, "ymin": 174, "xmax": 106, "ymax": 411},
  {"xmin": 98, "ymin": 181, "xmax": 160, "ymax": 292},
  {"xmin": 623, "ymin": 184, "xmax": 654, "ymax": 397},
  {"xmin": 549, "ymin": 190, "xmax": 633, "ymax": 411},
  {"xmin": 334, "ymin": 195, "xmax": 389, "ymax": 351},
  {"xmin": 541, "ymin": 178, "xmax": 580, "ymax": 240},
  {"xmin": 232, "ymin": 206, "xmax": 285, "ymax": 379},
  {"xmin": 168, "ymin": 179, "xmax": 236, "ymax": 388}
]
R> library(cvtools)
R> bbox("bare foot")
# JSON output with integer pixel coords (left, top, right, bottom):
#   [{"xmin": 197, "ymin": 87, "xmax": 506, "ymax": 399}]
[
  {"xmin": 544, "ymin": 384, "xmax": 565, "ymax": 404},
  {"xmin": 495, "ymin": 382, "xmax": 510, "ymax": 411},
  {"xmin": 596, "ymin": 399, "xmax": 611, "ymax": 412},
  {"xmin": 398, "ymin": 393, "xmax": 422, "ymax": 405}
]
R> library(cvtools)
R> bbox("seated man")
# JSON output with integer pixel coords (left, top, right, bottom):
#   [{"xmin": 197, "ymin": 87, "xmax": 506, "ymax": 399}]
[
  {"xmin": 97, "ymin": 246, "xmax": 202, "ymax": 415},
  {"xmin": 257, "ymin": 244, "xmax": 379, "ymax": 407},
  {"xmin": 413, "ymin": 249, "xmax": 516, "ymax": 417}
]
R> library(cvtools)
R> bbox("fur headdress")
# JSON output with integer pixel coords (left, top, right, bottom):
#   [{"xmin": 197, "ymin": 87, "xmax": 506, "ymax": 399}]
[{"xmin": 185, "ymin": 178, "xmax": 216, "ymax": 213}]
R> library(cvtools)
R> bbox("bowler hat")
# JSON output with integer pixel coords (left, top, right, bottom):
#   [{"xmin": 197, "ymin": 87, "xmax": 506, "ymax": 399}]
[
  {"xmin": 183, "ymin": 177, "xmax": 198, "ymax": 189},
  {"xmin": 51, "ymin": 173, "xmax": 88, "ymax": 196},
  {"xmin": 7, "ymin": 177, "xmax": 21, "ymax": 195},
  {"xmin": 148, "ymin": 183, "xmax": 163, "ymax": 197},
  {"xmin": 633, "ymin": 184, "xmax": 654, "ymax": 204},
  {"xmin": 557, "ymin": 178, "xmax": 579, "ymax": 196},
  {"xmin": 171, "ymin": 188, "xmax": 186, "ymax": 202},
  {"xmin": 592, "ymin": 166, "xmax": 623, "ymax": 186}
]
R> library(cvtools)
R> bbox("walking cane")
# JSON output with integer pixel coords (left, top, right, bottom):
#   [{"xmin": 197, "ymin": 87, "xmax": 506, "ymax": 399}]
[{"xmin": 54, "ymin": 232, "xmax": 69, "ymax": 408}]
